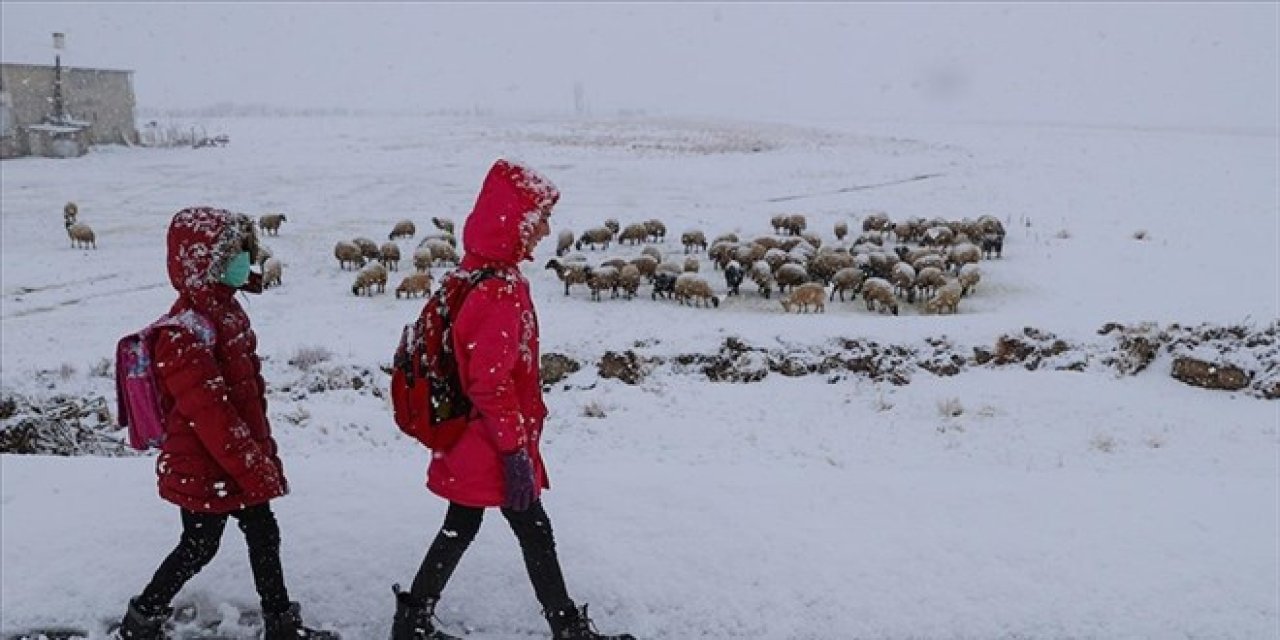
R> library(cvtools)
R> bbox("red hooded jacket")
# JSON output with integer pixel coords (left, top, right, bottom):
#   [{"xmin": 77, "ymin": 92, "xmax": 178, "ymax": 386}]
[
  {"xmin": 426, "ymin": 160, "xmax": 560, "ymax": 507},
  {"xmin": 152, "ymin": 207, "xmax": 287, "ymax": 513}
]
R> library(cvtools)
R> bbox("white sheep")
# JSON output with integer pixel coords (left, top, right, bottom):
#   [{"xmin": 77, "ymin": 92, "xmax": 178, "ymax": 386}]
[
  {"xmin": 352, "ymin": 263, "xmax": 388, "ymax": 296},
  {"xmin": 947, "ymin": 242, "xmax": 982, "ymax": 273},
  {"xmin": 262, "ymin": 258, "xmax": 283, "ymax": 289},
  {"xmin": 926, "ymin": 280, "xmax": 963, "ymax": 314},
  {"xmin": 891, "ymin": 262, "xmax": 917, "ymax": 303},
  {"xmin": 750, "ymin": 260, "xmax": 775, "ymax": 299},
  {"xmin": 544, "ymin": 258, "xmax": 591, "ymax": 296},
  {"xmin": 781, "ymin": 282, "xmax": 826, "ymax": 313}
]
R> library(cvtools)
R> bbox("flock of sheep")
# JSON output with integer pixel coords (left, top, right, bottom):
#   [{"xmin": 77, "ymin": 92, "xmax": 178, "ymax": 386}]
[
  {"xmin": 57, "ymin": 202, "xmax": 1006, "ymax": 316},
  {"xmin": 541, "ymin": 212, "xmax": 1006, "ymax": 315}
]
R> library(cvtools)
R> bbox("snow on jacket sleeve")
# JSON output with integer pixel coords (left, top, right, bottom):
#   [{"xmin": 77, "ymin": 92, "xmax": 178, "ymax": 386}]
[
  {"xmin": 456, "ymin": 279, "xmax": 527, "ymax": 454},
  {"xmin": 153, "ymin": 327, "xmax": 285, "ymax": 500}
]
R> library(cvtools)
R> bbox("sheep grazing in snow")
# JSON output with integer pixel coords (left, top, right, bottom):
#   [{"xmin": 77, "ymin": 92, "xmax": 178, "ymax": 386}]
[
  {"xmin": 862, "ymin": 211, "xmax": 892, "ymax": 234},
  {"xmin": 352, "ymin": 237, "xmax": 381, "ymax": 261},
  {"xmin": 891, "ymin": 262, "xmax": 917, "ymax": 303},
  {"xmin": 586, "ymin": 266, "xmax": 620, "ymax": 301},
  {"xmin": 958, "ymin": 264, "xmax": 981, "ymax": 296},
  {"xmin": 806, "ymin": 250, "xmax": 854, "ymax": 285},
  {"xmin": 644, "ymin": 218, "xmax": 667, "ymax": 243},
  {"xmin": 980, "ymin": 233, "xmax": 1004, "ymax": 259},
  {"xmin": 352, "ymin": 263, "xmax": 388, "ymax": 296},
  {"xmin": 829, "ymin": 267, "xmax": 864, "ymax": 302},
  {"xmin": 600, "ymin": 257, "xmax": 628, "ymax": 272},
  {"xmin": 651, "ymin": 272, "xmax": 678, "ymax": 300},
  {"xmin": 334, "ymin": 241, "xmax": 365, "ymax": 270},
  {"xmin": 770, "ymin": 214, "xmax": 789, "ymax": 235},
  {"xmin": 723, "ymin": 261, "xmax": 744, "ymax": 296},
  {"xmin": 781, "ymin": 214, "xmax": 808, "ymax": 236},
  {"xmin": 781, "ymin": 282, "xmax": 826, "ymax": 313},
  {"xmin": 712, "ymin": 233, "xmax": 739, "ymax": 246},
  {"xmin": 419, "ymin": 239, "xmax": 458, "ymax": 266},
  {"xmin": 926, "ymin": 280, "xmax": 963, "ymax": 314},
  {"xmin": 681, "ymin": 230, "xmax": 708, "ymax": 254},
  {"xmin": 640, "ymin": 246, "xmax": 663, "ymax": 263},
  {"xmin": 861, "ymin": 277, "xmax": 899, "ymax": 315},
  {"xmin": 947, "ymin": 242, "xmax": 981, "ymax": 274},
  {"xmin": 683, "ymin": 257, "xmax": 700, "ymax": 273},
  {"xmin": 749, "ymin": 260, "xmax": 775, "ymax": 299},
  {"xmin": 556, "ymin": 229, "xmax": 575, "ymax": 256},
  {"xmin": 629, "ymin": 255, "xmax": 658, "ymax": 282},
  {"xmin": 915, "ymin": 266, "xmax": 947, "ymax": 300},
  {"xmin": 575, "ymin": 227, "xmax": 614, "ymax": 251},
  {"xmin": 63, "ymin": 201, "xmax": 78, "ymax": 225},
  {"xmin": 708, "ymin": 241, "xmax": 738, "ymax": 270},
  {"xmin": 418, "ymin": 232, "xmax": 457, "ymax": 249},
  {"xmin": 66, "ymin": 222, "xmax": 96, "ymax": 249},
  {"xmin": 774, "ymin": 263, "xmax": 809, "ymax": 293},
  {"xmin": 262, "ymin": 258, "xmax": 283, "ymax": 290},
  {"xmin": 921, "ymin": 225, "xmax": 955, "ymax": 248},
  {"xmin": 673, "ymin": 273, "xmax": 719, "ymax": 308},
  {"xmin": 603, "ymin": 218, "xmax": 620, "ymax": 235},
  {"xmin": 379, "ymin": 242, "xmax": 402, "ymax": 270},
  {"xmin": 618, "ymin": 223, "xmax": 649, "ymax": 245},
  {"xmin": 412, "ymin": 247, "xmax": 433, "ymax": 272},
  {"xmin": 388, "ymin": 219, "xmax": 416, "ymax": 240},
  {"xmin": 655, "ymin": 260, "xmax": 684, "ymax": 277},
  {"xmin": 544, "ymin": 258, "xmax": 591, "ymax": 296},
  {"xmin": 258, "ymin": 213, "xmax": 287, "ymax": 236},
  {"xmin": 431, "ymin": 217, "xmax": 455, "ymax": 235},
  {"xmin": 616, "ymin": 264, "xmax": 642, "ymax": 299},
  {"xmin": 396, "ymin": 272, "xmax": 433, "ymax": 298}
]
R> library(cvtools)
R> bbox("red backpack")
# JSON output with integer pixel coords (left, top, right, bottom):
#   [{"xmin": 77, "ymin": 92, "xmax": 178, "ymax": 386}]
[
  {"xmin": 115, "ymin": 310, "xmax": 215, "ymax": 450},
  {"xmin": 391, "ymin": 268, "xmax": 498, "ymax": 450}
]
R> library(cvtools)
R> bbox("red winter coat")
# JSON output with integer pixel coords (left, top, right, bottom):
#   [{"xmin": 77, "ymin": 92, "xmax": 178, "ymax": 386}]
[
  {"xmin": 152, "ymin": 207, "xmax": 287, "ymax": 514},
  {"xmin": 426, "ymin": 159, "xmax": 560, "ymax": 507}
]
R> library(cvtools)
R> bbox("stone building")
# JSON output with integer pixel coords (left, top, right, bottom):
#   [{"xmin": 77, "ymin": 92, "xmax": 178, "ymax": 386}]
[{"xmin": 0, "ymin": 62, "xmax": 138, "ymax": 158}]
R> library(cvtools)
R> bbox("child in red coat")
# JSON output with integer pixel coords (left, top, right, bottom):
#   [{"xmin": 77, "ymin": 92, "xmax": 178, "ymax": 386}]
[
  {"xmin": 390, "ymin": 161, "xmax": 634, "ymax": 640},
  {"xmin": 115, "ymin": 207, "xmax": 334, "ymax": 640}
]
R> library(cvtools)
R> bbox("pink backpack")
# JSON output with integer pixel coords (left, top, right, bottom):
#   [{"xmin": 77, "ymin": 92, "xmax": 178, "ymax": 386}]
[{"xmin": 115, "ymin": 310, "xmax": 215, "ymax": 450}]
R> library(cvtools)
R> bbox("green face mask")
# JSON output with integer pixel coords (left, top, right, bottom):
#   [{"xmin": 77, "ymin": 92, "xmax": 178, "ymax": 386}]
[{"xmin": 219, "ymin": 251, "xmax": 252, "ymax": 287}]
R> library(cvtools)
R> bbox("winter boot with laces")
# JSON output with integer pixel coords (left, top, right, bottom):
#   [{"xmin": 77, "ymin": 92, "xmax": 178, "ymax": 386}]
[
  {"xmin": 390, "ymin": 584, "xmax": 461, "ymax": 640},
  {"xmin": 113, "ymin": 598, "xmax": 172, "ymax": 640},
  {"xmin": 262, "ymin": 601, "xmax": 340, "ymax": 639},
  {"xmin": 545, "ymin": 604, "xmax": 635, "ymax": 640}
]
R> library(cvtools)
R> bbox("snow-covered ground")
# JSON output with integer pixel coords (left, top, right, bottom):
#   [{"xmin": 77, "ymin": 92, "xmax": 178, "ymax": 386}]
[{"xmin": 2, "ymin": 114, "xmax": 1277, "ymax": 639}]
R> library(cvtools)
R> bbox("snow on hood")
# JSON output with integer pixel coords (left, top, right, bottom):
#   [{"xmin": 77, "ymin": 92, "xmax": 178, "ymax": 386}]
[{"xmin": 461, "ymin": 158, "xmax": 560, "ymax": 267}]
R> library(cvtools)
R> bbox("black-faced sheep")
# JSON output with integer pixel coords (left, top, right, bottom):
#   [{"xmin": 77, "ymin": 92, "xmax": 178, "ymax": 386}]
[
  {"xmin": 262, "ymin": 258, "xmax": 283, "ymax": 290},
  {"xmin": 829, "ymin": 267, "xmax": 864, "ymax": 301},
  {"xmin": 921, "ymin": 225, "xmax": 955, "ymax": 248},
  {"xmin": 545, "ymin": 258, "xmax": 591, "ymax": 296},
  {"xmin": 834, "ymin": 221, "xmax": 848, "ymax": 241},
  {"xmin": 66, "ymin": 222, "xmax": 96, "ymax": 249},
  {"xmin": 644, "ymin": 219, "xmax": 667, "ymax": 243},
  {"xmin": 673, "ymin": 273, "xmax": 719, "ymax": 308},
  {"xmin": 379, "ymin": 242, "xmax": 402, "ymax": 270},
  {"xmin": 861, "ymin": 277, "xmax": 899, "ymax": 315},
  {"xmin": 431, "ymin": 217, "xmax": 455, "ymax": 235},
  {"xmin": 334, "ymin": 241, "xmax": 365, "ymax": 270},
  {"xmin": 862, "ymin": 212, "xmax": 892, "ymax": 234},
  {"xmin": 781, "ymin": 282, "xmax": 826, "ymax": 313},
  {"xmin": 388, "ymin": 220, "xmax": 416, "ymax": 240},
  {"xmin": 709, "ymin": 241, "xmax": 739, "ymax": 270},
  {"xmin": 980, "ymin": 233, "xmax": 1004, "ymax": 259},
  {"xmin": 603, "ymin": 218, "xmax": 620, "ymax": 235},
  {"xmin": 396, "ymin": 272, "xmax": 433, "ymax": 298},
  {"xmin": 575, "ymin": 227, "xmax": 614, "ymax": 251},
  {"xmin": 681, "ymin": 230, "xmax": 708, "ymax": 254},
  {"xmin": 63, "ymin": 202, "xmax": 78, "ymax": 225},
  {"xmin": 926, "ymin": 281, "xmax": 963, "ymax": 314},
  {"xmin": 258, "ymin": 213, "xmax": 287, "ymax": 236}
]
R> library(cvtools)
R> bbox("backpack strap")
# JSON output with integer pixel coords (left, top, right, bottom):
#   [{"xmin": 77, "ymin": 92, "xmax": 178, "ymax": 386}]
[{"xmin": 151, "ymin": 309, "xmax": 216, "ymax": 347}]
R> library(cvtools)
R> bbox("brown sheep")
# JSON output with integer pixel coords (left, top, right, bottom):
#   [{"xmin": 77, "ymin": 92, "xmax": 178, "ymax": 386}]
[
  {"xmin": 396, "ymin": 272, "xmax": 433, "ymax": 298},
  {"xmin": 412, "ymin": 247, "xmax": 433, "ymax": 272},
  {"xmin": 352, "ymin": 263, "xmax": 388, "ymax": 296},
  {"xmin": 862, "ymin": 211, "xmax": 892, "ymax": 234},
  {"xmin": 556, "ymin": 229, "xmax": 575, "ymax": 256},
  {"xmin": 379, "ymin": 242, "xmax": 402, "ymax": 270},
  {"xmin": 617, "ymin": 264, "xmax": 642, "ymax": 299},
  {"xmin": 774, "ymin": 263, "xmax": 809, "ymax": 293},
  {"xmin": 258, "ymin": 213, "xmax": 287, "ymax": 236},
  {"xmin": 63, "ymin": 201, "xmax": 78, "ymax": 225},
  {"xmin": 834, "ymin": 221, "xmax": 848, "ymax": 241},
  {"xmin": 781, "ymin": 282, "xmax": 826, "ymax": 313},
  {"xmin": 681, "ymin": 230, "xmax": 708, "ymax": 254},
  {"xmin": 352, "ymin": 237, "xmax": 381, "ymax": 261},
  {"xmin": 829, "ymin": 267, "xmax": 864, "ymax": 301},
  {"xmin": 673, "ymin": 273, "xmax": 719, "ymax": 308},
  {"xmin": 629, "ymin": 255, "xmax": 659, "ymax": 282},
  {"xmin": 66, "ymin": 222, "xmax": 96, "ymax": 249},
  {"xmin": 891, "ymin": 262, "xmax": 917, "ymax": 303},
  {"xmin": 947, "ymin": 242, "xmax": 982, "ymax": 273},
  {"xmin": 958, "ymin": 264, "xmax": 981, "ymax": 296},
  {"xmin": 603, "ymin": 219, "xmax": 621, "ymax": 235},
  {"xmin": 861, "ymin": 277, "xmax": 899, "ymax": 315},
  {"xmin": 586, "ymin": 266, "xmax": 620, "ymax": 301},
  {"xmin": 749, "ymin": 260, "xmax": 775, "ymax": 299},
  {"xmin": 644, "ymin": 219, "xmax": 667, "ymax": 243},
  {"xmin": 926, "ymin": 281, "xmax": 963, "ymax": 314},
  {"xmin": 618, "ymin": 223, "xmax": 649, "ymax": 245},
  {"xmin": 915, "ymin": 266, "xmax": 947, "ymax": 300},
  {"xmin": 545, "ymin": 258, "xmax": 591, "ymax": 296},
  {"xmin": 420, "ymin": 239, "xmax": 458, "ymax": 266},
  {"xmin": 334, "ymin": 241, "xmax": 365, "ymax": 270},
  {"xmin": 575, "ymin": 227, "xmax": 614, "ymax": 251},
  {"xmin": 682, "ymin": 257, "xmax": 700, "ymax": 273},
  {"xmin": 388, "ymin": 219, "xmax": 416, "ymax": 240},
  {"xmin": 782, "ymin": 214, "xmax": 807, "ymax": 236},
  {"xmin": 770, "ymin": 214, "xmax": 789, "ymax": 234}
]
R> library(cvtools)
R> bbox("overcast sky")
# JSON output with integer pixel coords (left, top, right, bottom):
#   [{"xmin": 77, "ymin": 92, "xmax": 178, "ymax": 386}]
[{"xmin": 2, "ymin": 3, "xmax": 1276, "ymax": 128}]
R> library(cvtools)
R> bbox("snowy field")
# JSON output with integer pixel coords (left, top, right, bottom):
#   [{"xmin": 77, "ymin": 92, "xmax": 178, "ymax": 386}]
[{"xmin": 1, "ymin": 114, "xmax": 1277, "ymax": 639}]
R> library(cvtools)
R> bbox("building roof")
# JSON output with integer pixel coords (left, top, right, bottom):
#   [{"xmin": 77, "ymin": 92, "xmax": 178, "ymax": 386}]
[{"xmin": 1, "ymin": 61, "xmax": 134, "ymax": 75}]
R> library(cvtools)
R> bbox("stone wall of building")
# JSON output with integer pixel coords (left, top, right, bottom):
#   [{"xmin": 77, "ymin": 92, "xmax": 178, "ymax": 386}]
[{"xmin": 0, "ymin": 63, "xmax": 138, "ymax": 149}]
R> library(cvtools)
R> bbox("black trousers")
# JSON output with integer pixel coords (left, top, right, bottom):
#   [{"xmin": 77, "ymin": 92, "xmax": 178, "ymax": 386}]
[
  {"xmin": 136, "ymin": 503, "xmax": 291, "ymax": 614},
  {"xmin": 411, "ymin": 500, "xmax": 573, "ymax": 613}
]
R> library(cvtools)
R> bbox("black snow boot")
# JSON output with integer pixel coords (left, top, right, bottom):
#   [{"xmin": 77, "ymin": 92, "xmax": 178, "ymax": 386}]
[
  {"xmin": 114, "ymin": 598, "xmax": 171, "ymax": 640},
  {"xmin": 262, "ymin": 602, "xmax": 340, "ymax": 639},
  {"xmin": 390, "ymin": 584, "xmax": 461, "ymax": 640},
  {"xmin": 545, "ymin": 604, "xmax": 635, "ymax": 640}
]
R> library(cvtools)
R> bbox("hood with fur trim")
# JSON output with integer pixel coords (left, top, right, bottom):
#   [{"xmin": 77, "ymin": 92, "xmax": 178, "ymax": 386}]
[
  {"xmin": 166, "ymin": 207, "xmax": 259, "ymax": 302},
  {"xmin": 461, "ymin": 159, "xmax": 560, "ymax": 267}
]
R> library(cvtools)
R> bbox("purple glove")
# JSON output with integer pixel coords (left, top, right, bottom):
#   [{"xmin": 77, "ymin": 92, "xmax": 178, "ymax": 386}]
[{"xmin": 502, "ymin": 449, "xmax": 536, "ymax": 511}]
